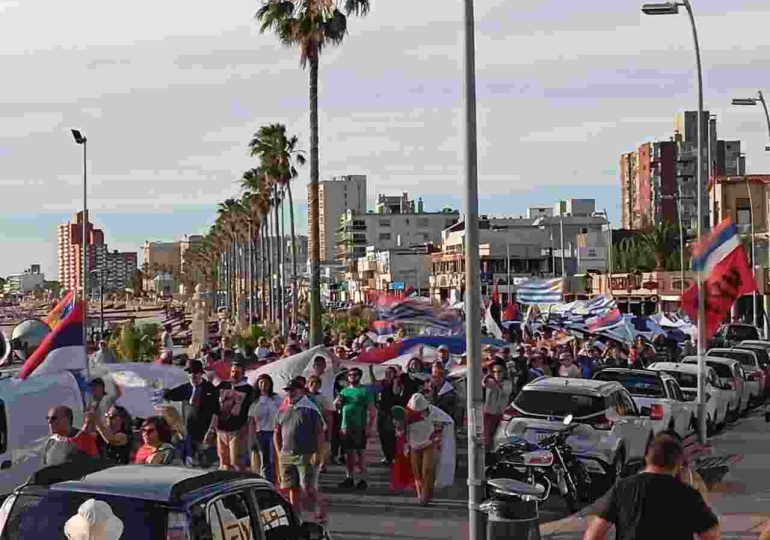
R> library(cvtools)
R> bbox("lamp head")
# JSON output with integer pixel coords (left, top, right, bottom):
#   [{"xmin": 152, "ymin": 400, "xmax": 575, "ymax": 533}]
[
  {"xmin": 71, "ymin": 129, "xmax": 86, "ymax": 144},
  {"xmin": 641, "ymin": 2, "xmax": 680, "ymax": 15},
  {"xmin": 732, "ymin": 98, "xmax": 759, "ymax": 106}
]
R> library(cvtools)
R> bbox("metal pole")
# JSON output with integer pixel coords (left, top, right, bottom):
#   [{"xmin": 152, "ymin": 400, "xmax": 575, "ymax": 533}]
[
  {"xmin": 506, "ymin": 244, "xmax": 511, "ymax": 305},
  {"xmin": 559, "ymin": 217, "xmax": 565, "ymax": 277},
  {"xmin": 100, "ymin": 271, "xmax": 104, "ymax": 338},
  {"xmin": 759, "ymin": 91, "xmax": 770, "ymax": 338},
  {"xmin": 677, "ymin": 184, "xmax": 686, "ymax": 296},
  {"xmin": 462, "ymin": 0, "xmax": 484, "ymax": 536},
  {"xmin": 746, "ymin": 170, "xmax": 758, "ymax": 327},
  {"xmin": 682, "ymin": 0, "xmax": 708, "ymax": 444},
  {"xmin": 82, "ymin": 139, "xmax": 89, "ymax": 377}
]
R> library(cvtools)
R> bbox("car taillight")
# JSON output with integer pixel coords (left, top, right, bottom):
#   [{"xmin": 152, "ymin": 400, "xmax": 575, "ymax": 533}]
[
  {"xmin": 589, "ymin": 414, "xmax": 614, "ymax": 430},
  {"xmin": 166, "ymin": 511, "xmax": 189, "ymax": 540},
  {"xmin": 650, "ymin": 404, "xmax": 665, "ymax": 421},
  {"xmin": 502, "ymin": 406, "xmax": 521, "ymax": 421}
]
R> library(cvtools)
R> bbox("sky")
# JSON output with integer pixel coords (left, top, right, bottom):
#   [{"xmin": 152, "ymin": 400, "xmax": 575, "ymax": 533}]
[{"xmin": 2, "ymin": 0, "xmax": 770, "ymax": 278}]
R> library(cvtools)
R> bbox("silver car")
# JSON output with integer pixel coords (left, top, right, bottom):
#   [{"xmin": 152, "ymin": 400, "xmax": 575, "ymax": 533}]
[{"xmin": 493, "ymin": 377, "xmax": 654, "ymax": 484}]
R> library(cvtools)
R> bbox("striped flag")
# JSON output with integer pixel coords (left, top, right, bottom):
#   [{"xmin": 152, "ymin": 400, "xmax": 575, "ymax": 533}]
[
  {"xmin": 587, "ymin": 307, "xmax": 624, "ymax": 332},
  {"xmin": 584, "ymin": 295, "xmax": 617, "ymax": 316},
  {"xmin": 517, "ymin": 278, "xmax": 563, "ymax": 305}
]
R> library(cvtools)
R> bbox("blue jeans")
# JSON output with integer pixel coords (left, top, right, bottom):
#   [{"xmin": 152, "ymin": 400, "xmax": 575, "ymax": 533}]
[{"xmin": 255, "ymin": 430, "xmax": 275, "ymax": 480}]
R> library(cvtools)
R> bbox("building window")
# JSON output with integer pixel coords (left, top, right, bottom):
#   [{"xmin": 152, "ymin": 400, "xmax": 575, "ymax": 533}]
[
  {"xmin": 417, "ymin": 218, "xmax": 429, "ymax": 228},
  {"xmin": 736, "ymin": 198, "xmax": 751, "ymax": 225},
  {"xmin": 379, "ymin": 233, "xmax": 391, "ymax": 242},
  {"xmin": 379, "ymin": 219, "xmax": 391, "ymax": 227}
]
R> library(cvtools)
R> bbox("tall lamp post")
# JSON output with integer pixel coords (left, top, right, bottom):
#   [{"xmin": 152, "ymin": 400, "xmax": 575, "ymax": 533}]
[
  {"xmin": 461, "ymin": 0, "xmax": 484, "ymax": 537},
  {"xmin": 733, "ymin": 91, "xmax": 770, "ymax": 336},
  {"xmin": 642, "ymin": 0, "xmax": 707, "ymax": 443},
  {"xmin": 71, "ymin": 129, "xmax": 88, "ymax": 366}
]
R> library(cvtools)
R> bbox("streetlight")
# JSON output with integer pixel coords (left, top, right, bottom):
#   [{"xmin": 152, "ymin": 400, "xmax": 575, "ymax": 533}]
[
  {"xmin": 732, "ymin": 91, "xmax": 770, "ymax": 336},
  {"xmin": 71, "ymin": 129, "xmax": 88, "ymax": 369},
  {"xmin": 461, "ymin": 0, "xmax": 484, "ymax": 537},
  {"xmin": 642, "ymin": 0, "xmax": 707, "ymax": 443},
  {"xmin": 89, "ymin": 269, "xmax": 104, "ymax": 339}
]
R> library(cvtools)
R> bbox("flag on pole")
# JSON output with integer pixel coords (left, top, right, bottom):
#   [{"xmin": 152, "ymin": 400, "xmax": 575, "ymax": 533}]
[
  {"xmin": 18, "ymin": 298, "xmax": 87, "ymax": 380},
  {"xmin": 681, "ymin": 220, "xmax": 757, "ymax": 338},
  {"xmin": 45, "ymin": 290, "xmax": 74, "ymax": 329},
  {"xmin": 484, "ymin": 304, "xmax": 503, "ymax": 340},
  {"xmin": 517, "ymin": 278, "xmax": 563, "ymax": 305},
  {"xmin": 587, "ymin": 308, "xmax": 624, "ymax": 332}
]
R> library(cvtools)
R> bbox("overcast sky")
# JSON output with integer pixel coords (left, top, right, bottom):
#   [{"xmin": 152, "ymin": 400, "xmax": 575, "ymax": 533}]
[{"xmin": 2, "ymin": 0, "xmax": 770, "ymax": 278}]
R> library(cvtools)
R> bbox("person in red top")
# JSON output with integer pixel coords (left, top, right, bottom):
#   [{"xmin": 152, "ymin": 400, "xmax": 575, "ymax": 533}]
[
  {"xmin": 43, "ymin": 406, "xmax": 99, "ymax": 466},
  {"xmin": 206, "ymin": 348, "xmax": 233, "ymax": 383}
]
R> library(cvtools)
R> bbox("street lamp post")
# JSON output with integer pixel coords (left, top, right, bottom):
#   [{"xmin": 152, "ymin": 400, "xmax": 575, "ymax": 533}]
[
  {"xmin": 89, "ymin": 269, "xmax": 104, "ymax": 338},
  {"xmin": 71, "ymin": 129, "xmax": 89, "ymax": 369},
  {"xmin": 733, "ymin": 91, "xmax": 770, "ymax": 336},
  {"xmin": 740, "ymin": 154, "xmax": 759, "ymax": 329},
  {"xmin": 461, "ymin": 0, "xmax": 484, "ymax": 537},
  {"xmin": 642, "ymin": 0, "xmax": 707, "ymax": 443}
]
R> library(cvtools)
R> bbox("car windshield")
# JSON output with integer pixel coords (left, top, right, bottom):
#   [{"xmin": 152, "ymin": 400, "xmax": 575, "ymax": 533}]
[
  {"xmin": 659, "ymin": 370, "xmax": 697, "ymax": 389},
  {"xmin": 2, "ymin": 491, "xmax": 167, "ymax": 539},
  {"xmin": 727, "ymin": 326, "xmax": 759, "ymax": 341},
  {"xmin": 514, "ymin": 390, "xmax": 605, "ymax": 417},
  {"xmin": 705, "ymin": 362, "xmax": 733, "ymax": 379},
  {"xmin": 714, "ymin": 350, "xmax": 755, "ymax": 368},
  {"xmin": 593, "ymin": 372, "xmax": 664, "ymax": 397}
]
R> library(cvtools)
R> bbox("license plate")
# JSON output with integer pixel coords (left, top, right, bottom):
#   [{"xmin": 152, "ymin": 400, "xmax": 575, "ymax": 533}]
[{"xmin": 531, "ymin": 431, "xmax": 551, "ymax": 441}]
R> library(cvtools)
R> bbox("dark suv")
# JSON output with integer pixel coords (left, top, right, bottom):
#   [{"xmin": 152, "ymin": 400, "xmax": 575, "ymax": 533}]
[
  {"xmin": 0, "ymin": 461, "xmax": 329, "ymax": 539},
  {"xmin": 711, "ymin": 324, "xmax": 760, "ymax": 348}
]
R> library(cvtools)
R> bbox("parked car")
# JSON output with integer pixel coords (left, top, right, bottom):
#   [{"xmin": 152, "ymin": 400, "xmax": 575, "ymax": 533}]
[
  {"xmin": 0, "ymin": 462, "xmax": 330, "ymax": 539},
  {"xmin": 493, "ymin": 377, "xmax": 654, "ymax": 486},
  {"xmin": 646, "ymin": 362, "xmax": 731, "ymax": 435},
  {"xmin": 681, "ymin": 355, "xmax": 749, "ymax": 417},
  {"xmin": 593, "ymin": 368, "xmax": 695, "ymax": 438},
  {"xmin": 735, "ymin": 342, "xmax": 770, "ymax": 398},
  {"xmin": 710, "ymin": 324, "xmax": 759, "ymax": 348},
  {"xmin": 707, "ymin": 348, "xmax": 765, "ymax": 405}
]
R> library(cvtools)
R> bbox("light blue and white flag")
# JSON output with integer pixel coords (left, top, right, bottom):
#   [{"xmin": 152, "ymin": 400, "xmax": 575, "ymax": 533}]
[{"xmin": 517, "ymin": 278, "xmax": 564, "ymax": 305}]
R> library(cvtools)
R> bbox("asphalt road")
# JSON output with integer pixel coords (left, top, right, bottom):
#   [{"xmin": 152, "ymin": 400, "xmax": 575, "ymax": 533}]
[{"xmin": 321, "ymin": 432, "xmax": 577, "ymax": 540}]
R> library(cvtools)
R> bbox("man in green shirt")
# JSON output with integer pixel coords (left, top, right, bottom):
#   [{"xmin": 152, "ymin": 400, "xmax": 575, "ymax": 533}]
[{"xmin": 334, "ymin": 367, "xmax": 375, "ymax": 490}]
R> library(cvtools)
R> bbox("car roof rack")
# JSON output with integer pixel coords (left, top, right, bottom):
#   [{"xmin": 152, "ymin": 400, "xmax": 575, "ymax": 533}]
[{"xmin": 26, "ymin": 459, "xmax": 115, "ymax": 487}]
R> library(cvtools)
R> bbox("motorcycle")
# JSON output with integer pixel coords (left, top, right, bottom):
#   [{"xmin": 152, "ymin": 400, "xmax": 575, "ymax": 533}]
[{"xmin": 486, "ymin": 414, "xmax": 592, "ymax": 513}]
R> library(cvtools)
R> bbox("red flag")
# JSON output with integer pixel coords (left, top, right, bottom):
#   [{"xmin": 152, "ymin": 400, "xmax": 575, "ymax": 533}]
[
  {"xmin": 503, "ymin": 303, "xmax": 518, "ymax": 321},
  {"xmin": 492, "ymin": 284, "xmax": 500, "ymax": 305},
  {"xmin": 681, "ymin": 221, "xmax": 757, "ymax": 338}
]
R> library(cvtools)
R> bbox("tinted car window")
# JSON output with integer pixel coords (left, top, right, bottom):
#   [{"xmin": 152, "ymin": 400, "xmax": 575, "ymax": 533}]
[
  {"xmin": 514, "ymin": 390, "xmax": 605, "ymax": 417},
  {"xmin": 706, "ymin": 362, "xmax": 733, "ymax": 379},
  {"xmin": 716, "ymin": 351, "xmax": 756, "ymax": 368},
  {"xmin": 209, "ymin": 492, "xmax": 255, "ymax": 540},
  {"xmin": 736, "ymin": 346, "xmax": 769, "ymax": 366},
  {"xmin": 727, "ymin": 326, "xmax": 758, "ymax": 341},
  {"xmin": 659, "ymin": 370, "xmax": 697, "ymax": 388},
  {"xmin": 2, "ymin": 491, "xmax": 166, "ymax": 539},
  {"xmin": 594, "ymin": 372, "xmax": 664, "ymax": 397},
  {"xmin": 251, "ymin": 488, "xmax": 301, "ymax": 540}
]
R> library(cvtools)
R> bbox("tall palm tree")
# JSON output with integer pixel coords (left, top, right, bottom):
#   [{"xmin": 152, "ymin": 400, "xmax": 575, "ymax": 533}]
[
  {"xmin": 242, "ymin": 168, "xmax": 274, "ymax": 323},
  {"xmin": 640, "ymin": 223, "xmax": 675, "ymax": 271},
  {"xmin": 249, "ymin": 124, "xmax": 306, "ymax": 329},
  {"xmin": 256, "ymin": 0, "xmax": 371, "ymax": 346}
]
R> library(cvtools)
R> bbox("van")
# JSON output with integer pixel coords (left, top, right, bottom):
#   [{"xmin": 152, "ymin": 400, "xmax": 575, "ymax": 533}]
[{"xmin": 0, "ymin": 371, "xmax": 84, "ymax": 495}]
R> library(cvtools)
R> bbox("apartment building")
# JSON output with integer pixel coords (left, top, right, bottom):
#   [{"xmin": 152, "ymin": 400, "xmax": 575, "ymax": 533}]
[
  {"xmin": 57, "ymin": 211, "xmax": 107, "ymax": 293},
  {"xmin": 315, "ymin": 175, "xmax": 367, "ymax": 262}
]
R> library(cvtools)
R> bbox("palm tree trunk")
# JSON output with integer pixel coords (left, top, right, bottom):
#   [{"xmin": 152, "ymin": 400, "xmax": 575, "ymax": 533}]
[
  {"xmin": 274, "ymin": 186, "xmax": 283, "ymax": 333},
  {"xmin": 308, "ymin": 54, "xmax": 322, "ymax": 346},
  {"xmin": 266, "ymin": 213, "xmax": 273, "ymax": 323},
  {"xmin": 260, "ymin": 225, "xmax": 267, "ymax": 322},
  {"xmin": 286, "ymin": 180, "xmax": 298, "ymax": 330},
  {"xmin": 279, "ymin": 188, "xmax": 287, "ymax": 335}
]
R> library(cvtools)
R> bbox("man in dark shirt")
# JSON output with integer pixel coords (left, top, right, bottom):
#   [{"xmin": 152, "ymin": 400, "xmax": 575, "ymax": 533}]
[
  {"xmin": 212, "ymin": 360, "xmax": 253, "ymax": 471},
  {"xmin": 584, "ymin": 433, "xmax": 721, "ymax": 540},
  {"xmin": 163, "ymin": 359, "xmax": 220, "ymax": 468}
]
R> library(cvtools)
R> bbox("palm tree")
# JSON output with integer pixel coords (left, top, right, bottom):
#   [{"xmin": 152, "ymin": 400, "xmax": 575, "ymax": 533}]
[
  {"xmin": 242, "ymin": 168, "xmax": 274, "ymax": 323},
  {"xmin": 249, "ymin": 124, "xmax": 306, "ymax": 330},
  {"xmin": 256, "ymin": 0, "xmax": 371, "ymax": 345},
  {"xmin": 640, "ymin": 223, "xmax": 675, "ymax": 271}
]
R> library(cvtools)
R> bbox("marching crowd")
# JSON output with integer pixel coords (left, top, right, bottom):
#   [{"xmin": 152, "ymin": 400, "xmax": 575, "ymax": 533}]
[{"xmin": 48, "ymin": 321, "xmax": 699, "ymax": 525}]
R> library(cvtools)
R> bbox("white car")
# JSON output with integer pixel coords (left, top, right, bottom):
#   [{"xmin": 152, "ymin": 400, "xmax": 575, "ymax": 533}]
[
  {"xmin": 494, "ymin": 377, "xmax": 654, "ymax": 485},
  {"xmin": 646, "ymin": 362, "xmax": 731, "ymax": 435},
  {"xmin": 594, "ymin": 368, "xmax": 696, "ymax": 438},
  {"xmin": 681, "ymin": 355, "xmax": 749, "ymax": 417},
  {"xmin": 707, "ymin": 348, "xmax": 764, "ymax": 405}
]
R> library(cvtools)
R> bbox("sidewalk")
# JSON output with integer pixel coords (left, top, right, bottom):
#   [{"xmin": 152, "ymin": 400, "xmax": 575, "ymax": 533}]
[{"xmin": 540, "ymin": 409, "xmax": 770, "ymax": 538}]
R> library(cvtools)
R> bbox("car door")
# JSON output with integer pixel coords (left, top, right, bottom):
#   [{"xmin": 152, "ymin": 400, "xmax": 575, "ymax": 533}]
[
  {"xmin": 197, "ymin": 491, "xmax": 259, "ymax": 540},
  {"xmin": 663, "ymin": 380, "xmax": 685, "ymax": 435},
  {"xmin": 250, "ymin": 488, "xmax": 302, "ymax": 540},
  {"xmin": 611, "ymin": 390, "xmax": 647, "ymax": 459}
]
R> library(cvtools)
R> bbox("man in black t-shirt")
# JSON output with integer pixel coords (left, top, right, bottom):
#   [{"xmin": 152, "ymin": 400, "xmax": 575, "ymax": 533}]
[
  {"xmin": 212, "ymin": 360, "xmax": 254, "ymax": 471},
  {"xmin": 584, "ymin": 433, "xmax": 721, "ymax": 540}
]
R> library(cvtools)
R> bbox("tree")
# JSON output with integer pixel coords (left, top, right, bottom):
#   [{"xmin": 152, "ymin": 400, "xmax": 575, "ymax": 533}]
[
  {"xmin": 256, "ymin": 0, "xmax": 371, "ymax": 346},
  {"xmin": 640, "ymin": 223, "xmax": 676, "ymax": 271},
  {"xmin": 249, "ymin": 124, "xmax": 306, "ymax": 329}
]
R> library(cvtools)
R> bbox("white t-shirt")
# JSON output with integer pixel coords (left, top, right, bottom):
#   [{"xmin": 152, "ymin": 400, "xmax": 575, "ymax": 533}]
[{"xmin": 248, "ymin": 395, "xmax": 282, "ymax": 432}]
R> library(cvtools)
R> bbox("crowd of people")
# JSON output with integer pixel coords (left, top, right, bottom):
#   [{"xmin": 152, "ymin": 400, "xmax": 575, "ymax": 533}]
[{"xmin": 54, "ymin": 317, "xmax": 706, "ymax": 527}]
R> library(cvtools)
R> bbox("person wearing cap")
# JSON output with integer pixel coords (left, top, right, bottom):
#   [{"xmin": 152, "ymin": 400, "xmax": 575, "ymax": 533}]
[
  {"xmin": 437, "ymin": 345, "xmax": 452, "ymax": 370},
  {"xmin": 163, "ymin": 359, "xmax": 220, "ymax": 468},
  {"xmin": 334, "ymin": 367, "xmax": 376, "ymax": 490},
  {"xmin": 275, "ymin": 378, "xmax": 326, "ymax": 520},
  {"xmin": 212, "ymin": 360, "xmax": 254, "ymax": 471}
]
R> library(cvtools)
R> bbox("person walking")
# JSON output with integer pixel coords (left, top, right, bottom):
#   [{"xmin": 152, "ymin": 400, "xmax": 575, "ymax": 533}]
[
  {"xmin": 558, "ymin": 352, "xmax": 581, "ymax": 378},
  {"xmin": 212, "ymin": 360, "xmax": 254, "ymax": 471},
  {"xmin": 335, "ymin": 367, "xmax": 376, "ymax": 490},
  {"xmin": 427, "ymin": 362, "xmax": 457, "ymax": 421},
  {"xmin": 163, "ymin": 359, "xmax": 220, "ymax": 468},
  {"xmin": 306, "ymin": 375, "xmax": 334, "ymax": 472},
  {"xmin": 369, "ymin": 365, "xmax": 408, "ymax": 465},
  {"xmin": 482, "ymin": 361, "xmax": 512, "ymax": 451},
  {"xmin": 275, "ymin": 379, "xmax": 326, "ymax": 520},
  {"xmin": 248, "ymin": 374, "xmax": 282, "ymax": 481},
  {"xmin": 584, "ymin": 433, "xmax": 720, "ymax": 540},
  {"xmin": 401, "ymin": 393, "xmax": 438, "ymax": 506}
]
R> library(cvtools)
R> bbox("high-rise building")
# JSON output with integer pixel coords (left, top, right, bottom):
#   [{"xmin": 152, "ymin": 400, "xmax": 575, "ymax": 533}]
[
  {"xmin": 57, "ymin": 211, "xmax": 107, "ymax": 293},
  {"xmin": 314, "ymin": 175, "xmax": 367, "ymax": 262},
  {"xmin": 104, "ymin": 251, "xmax": 138, "ymax": 291}
]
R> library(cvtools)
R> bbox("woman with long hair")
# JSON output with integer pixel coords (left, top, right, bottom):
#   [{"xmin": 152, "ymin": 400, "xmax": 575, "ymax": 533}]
[
  {"xmin": 247, "ymin": 374, "xmax": 282, "ymax": 481},
  {"xmin": 134, "ymin": 416, "xmax": 176, "ymax": 465},
  {"xmin": 93, "ymin": 405, "xmax": 133, "ymax": 465},
  {"xmin": 158, "ymin": 405, "xmax": 186, "ymax": 461}
]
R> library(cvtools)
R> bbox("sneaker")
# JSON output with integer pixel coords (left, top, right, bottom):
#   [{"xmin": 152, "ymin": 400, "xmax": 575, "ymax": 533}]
[
  {"xmin": 356, "ymin": 479, "xmax": 368, "ymax": 490},
  {"xmin": 338, "ymin": 477, "xmax": 355, "ymax": 489}
]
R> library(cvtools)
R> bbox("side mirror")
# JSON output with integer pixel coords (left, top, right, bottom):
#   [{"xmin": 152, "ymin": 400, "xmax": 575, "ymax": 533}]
[
  {"xmin": 640, "ymin": 406, "xmax": 651, "ymax": 417},
  {"xmin": 300, "ymin": 522, "xmax": 326, "ymax": 540},
  {"xmin": 563, "ymin": 414, "xmax": 573, "ymax": 425}
]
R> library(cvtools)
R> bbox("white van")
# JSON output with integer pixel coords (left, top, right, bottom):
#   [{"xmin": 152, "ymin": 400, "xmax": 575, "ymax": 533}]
[{"xmin": 0, "ymin": 371, "xmax": 84, "ymax": 495}]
